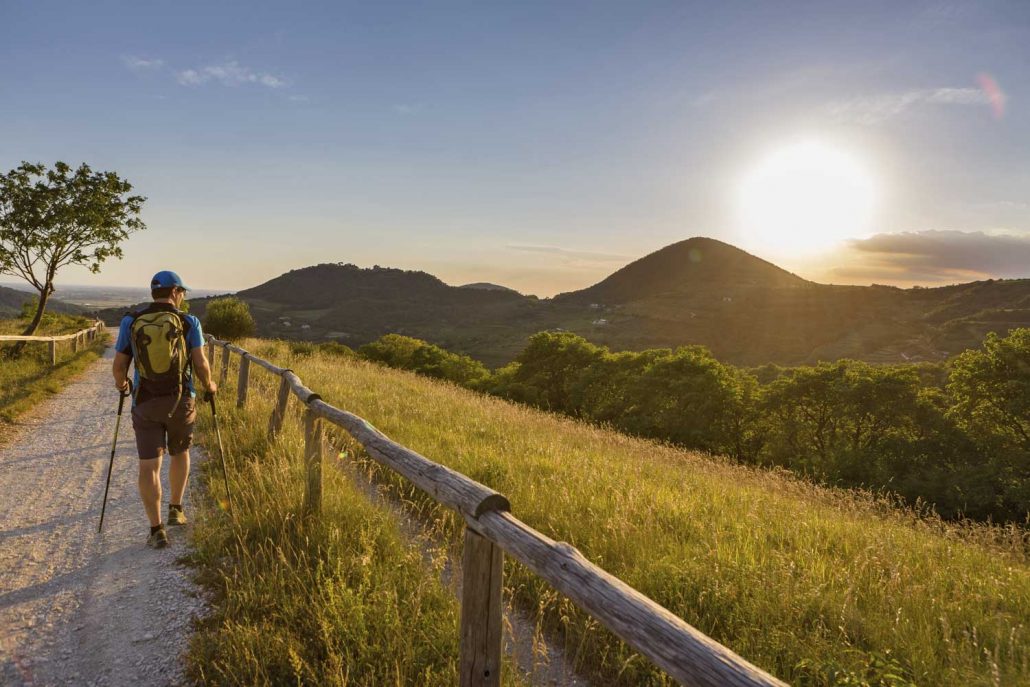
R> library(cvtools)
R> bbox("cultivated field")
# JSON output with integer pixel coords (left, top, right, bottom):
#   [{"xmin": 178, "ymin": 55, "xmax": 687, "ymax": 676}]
[{"xmin": 195, "ymin": 338, "xmax": 1030, "ymax": 686}]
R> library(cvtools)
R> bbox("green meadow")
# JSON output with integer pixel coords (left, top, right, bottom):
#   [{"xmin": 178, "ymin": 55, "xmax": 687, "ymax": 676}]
[{"xmin": 191, "ymin": 338, "xmax": 1030, "ymax": 686}]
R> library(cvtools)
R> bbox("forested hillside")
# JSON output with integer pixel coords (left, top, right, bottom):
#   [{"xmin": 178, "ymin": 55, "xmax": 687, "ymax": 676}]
[
  {"xmin": 98, "ymin": 237, "xmax": 1030, "ymax": 368},
  {"xmin": 0, "ymin": 285, "xmax": 83, "ymax": 318}
]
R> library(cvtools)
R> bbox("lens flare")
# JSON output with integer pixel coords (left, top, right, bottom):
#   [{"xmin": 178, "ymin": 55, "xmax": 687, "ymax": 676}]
[{"xmin": 977, "ymin": 73, "xmax": 1006, "ymax": 120}]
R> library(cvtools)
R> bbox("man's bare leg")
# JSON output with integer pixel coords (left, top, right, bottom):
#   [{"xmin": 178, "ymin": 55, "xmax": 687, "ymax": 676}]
[
  {"xmin": 169, "ymin": 449, "xmax": 190, "ymax": 507},
  {"xmin": 139, "ymin": 456, "xmax": 163, "ymax": 526}
]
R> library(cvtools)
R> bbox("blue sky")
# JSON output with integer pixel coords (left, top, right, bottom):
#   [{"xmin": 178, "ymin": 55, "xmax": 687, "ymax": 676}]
[{"xmin": 2, "ymin": 1, "xmax": 1028, "ymax": 295}]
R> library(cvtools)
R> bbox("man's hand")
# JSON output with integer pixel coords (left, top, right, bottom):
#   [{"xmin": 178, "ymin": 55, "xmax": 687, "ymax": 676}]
[
  {"xmin": 116, "ymin": 379, "xmax": 132, "ymax": 396},
  {"xmin": 203, "ymin": 381, "xmax": 218, "ymax": 403}
]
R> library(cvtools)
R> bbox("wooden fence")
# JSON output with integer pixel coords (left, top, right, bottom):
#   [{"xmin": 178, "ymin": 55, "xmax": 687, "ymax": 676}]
[
  {"xmin": 0, "ymin": 321, "xmax": 105, "ymax": 364},
  {"xmin": 206, "ymin": 335, "xmax": 789, "ymax": 687}
]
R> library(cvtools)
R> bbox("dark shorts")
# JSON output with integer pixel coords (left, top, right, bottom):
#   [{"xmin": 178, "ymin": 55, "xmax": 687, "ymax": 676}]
[{"xmin": 131, "ymin": 396, "xmax": 196, "ymax": 459}]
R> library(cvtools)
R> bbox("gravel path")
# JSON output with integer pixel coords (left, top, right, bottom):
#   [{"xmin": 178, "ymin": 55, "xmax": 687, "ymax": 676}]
[{"xmin": 0, "ymin": 347, "xmax": 206, "ymax": 687}]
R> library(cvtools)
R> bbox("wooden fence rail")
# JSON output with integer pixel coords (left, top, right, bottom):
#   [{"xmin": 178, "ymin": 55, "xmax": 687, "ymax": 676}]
[
  {"xmin": 0, "ymin": 321, "xmax": 105, "ymax": 365},
  {"xmin": 205, "ymin": 335, "xmax": 788, "ymax": 687}
]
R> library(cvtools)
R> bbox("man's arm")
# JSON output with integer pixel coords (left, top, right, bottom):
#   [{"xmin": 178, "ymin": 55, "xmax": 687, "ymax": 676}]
[
  {"xmin": 112, "ymin": 351, "xmax": 132, "ymax": 393},
  {"xmin": 112, "ymin": 314, "xmax": 136, "ymax": 393},
  {"xmin": 191, "ymin": 346, "xmax": 217, "ymax": 393}
]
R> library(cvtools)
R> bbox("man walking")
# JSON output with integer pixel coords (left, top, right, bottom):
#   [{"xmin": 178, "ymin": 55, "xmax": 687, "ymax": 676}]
[{"xmin": 111, "ymin": 271, "xmax": 217, "ymax": 548}]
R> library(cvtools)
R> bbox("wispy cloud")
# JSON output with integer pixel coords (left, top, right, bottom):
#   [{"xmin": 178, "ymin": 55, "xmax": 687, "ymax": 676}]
[
  {"xmin": 122, "ymin": 55, "xmax": 165, "ymax": 71},
  {"xmin": 832, "ymin": 230, "xmax": 1030, "ymax": 283},
  {"xmin": 175, "ymin": 60, "xmax": 286, "ymax": 89},
  {"xmin": 120, "ymin": 55, "xmax": 290, "ymax": 94},
  {"xmin": 507, "ymin": 244, "xmax": 630, "ymax": 263},
  {"xmin": 827, "ymin": 86, "xmax": 995, "ymax": 124}
]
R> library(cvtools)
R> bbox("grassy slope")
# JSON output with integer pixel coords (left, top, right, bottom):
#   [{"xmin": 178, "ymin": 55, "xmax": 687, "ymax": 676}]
[
  {"xmin": 217, "ymin": 339, "xmax": 1029, "ymax": 687},
  {"xmin": 186, "ymin": 356, "xmax": 529, "ymax": 686},
  {"xmin": 0, "ymin": 316, "xmax": 107, "ymax": 440}
]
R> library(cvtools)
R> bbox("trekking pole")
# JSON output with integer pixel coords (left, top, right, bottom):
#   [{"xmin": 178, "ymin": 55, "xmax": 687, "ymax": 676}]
[
  {"xmin": 207, "ymin": 392, "xmax": 234, "ymax": 515},
  {"xmin": 99, "ymin": 380, "xmax": 132, "ymax": 533}
]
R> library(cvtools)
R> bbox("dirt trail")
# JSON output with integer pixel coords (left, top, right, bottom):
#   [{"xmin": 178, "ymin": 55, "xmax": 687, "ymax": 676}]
[{"xmin": 0, "ymin": 348, "xmax": 206, "ymax": 687}]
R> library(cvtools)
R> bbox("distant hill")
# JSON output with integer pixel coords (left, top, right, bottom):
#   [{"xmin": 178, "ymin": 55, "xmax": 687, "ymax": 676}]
[
  {"xmin": 96, "ymin": 239, "xmax": 1030, "ymax": 368},
  {"xmin": 0, "ymin": 285, "xmax": 85, "ymax": 318},
  {"xmin": 459, "ymin": 282, "xmax": 521, "ymax": 294},
  {"xmin": 170, "ymin": 264, "xmax": 569, "ymax": 366},
  {"xmin": 555, "ymin": 237, "xmax": 806, "ymax": 304}
]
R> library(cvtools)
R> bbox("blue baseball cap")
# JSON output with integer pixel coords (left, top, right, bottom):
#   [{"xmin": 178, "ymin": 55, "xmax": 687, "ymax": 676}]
[{"xmin": 150, "ymin": 270, "xmax": 190, "ymax": 291}]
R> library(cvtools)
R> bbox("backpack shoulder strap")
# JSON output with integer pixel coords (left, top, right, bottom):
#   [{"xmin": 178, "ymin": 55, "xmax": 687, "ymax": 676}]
[
  {"xmin": 171, "ymin": 309, "xmax": 193, "ymax": 366},
  {"xmin": 129, "ymin": 304, "xmax": 163, "ymax": 321}
]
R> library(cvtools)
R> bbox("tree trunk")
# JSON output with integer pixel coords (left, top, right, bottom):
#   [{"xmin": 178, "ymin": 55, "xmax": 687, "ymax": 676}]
[
  {"xmin": 8, "ymin": 286, "xmax": 52, "ymax": 357},
  {"xmin": 20, "ymin": 286, "xmax": 52, "ymax": 337}
]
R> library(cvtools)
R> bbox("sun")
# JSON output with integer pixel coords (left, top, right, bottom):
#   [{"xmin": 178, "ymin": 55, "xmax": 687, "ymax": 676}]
[{"xmin": 736, "ymin": 140, "xmax": 878, "ymax": 255}]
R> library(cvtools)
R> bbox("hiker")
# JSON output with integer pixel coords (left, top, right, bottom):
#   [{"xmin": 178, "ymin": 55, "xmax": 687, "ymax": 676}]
[{"xmin": 111, "ymin": 271, "xmax": 217, "ymax": 549}]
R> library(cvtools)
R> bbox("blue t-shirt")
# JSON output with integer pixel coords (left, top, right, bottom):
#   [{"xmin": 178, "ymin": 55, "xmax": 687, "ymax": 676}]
[{"xmin": 116, "ymin": 304, "xmax": 205, "ymax": 403}]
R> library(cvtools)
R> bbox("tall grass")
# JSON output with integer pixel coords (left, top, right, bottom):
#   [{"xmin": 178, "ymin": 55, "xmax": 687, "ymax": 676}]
[
  {"xmin": 186, "ymin": 359, "xmax": 528, "ymax": 685},
  {"xmin": 209, "ymin": 338, "xmax": 1030, "ymax": 687}
]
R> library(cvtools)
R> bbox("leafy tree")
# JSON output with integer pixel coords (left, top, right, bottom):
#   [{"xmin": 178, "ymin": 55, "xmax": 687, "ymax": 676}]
[
  {"xmin": 359, "ymin": 334, "xmax": 425, "ymax": 368},
  {"xmin": 619, "ymin": 345, "xmax": 743, "ymax": 454},
  {"xmin": 946, "ymin": 329, "xmax": 1030, "ymax": 518},
  {"xmin": 360, "ymin": 334, "xmax": 488, "ymax": 386},
  {"xmin": 947, "ymin": 329, "xmax": 1030, "ymax": 455},
  {"xmin": 410, "ymin": 343, "xmax": 489, "ymax": 386},
  {"xmin": 759, "ymin": 361, "xmax": 928, "ymax": 482},
  {"xmin": 0, "ymin": 161, "xmax": 145, "ymax": 337},
  {"xmin": 204, "ymin": 297, "xmax": 256, "ymax": 341},
  {"xmin": 723, "ymin": 367, "xmax": 766, "ymax": 462},
  {"xmin": 568, "ymin": 349, "xmax": 664, "ymax": 424},
  {"xmin": 509, "ymin": 332, "xmax": 604, "ymax": 413},
  {"xmin": 317, "ymin": 341, "xmax": 356, "ymax": 358},
  {"xmin": 481, "ymin": 361, "xmax": 539, "ymax": 405}
]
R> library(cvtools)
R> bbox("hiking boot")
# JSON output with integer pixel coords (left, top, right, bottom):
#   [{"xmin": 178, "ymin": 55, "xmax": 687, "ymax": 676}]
[
  {"xmin": 147, "ymin": 526, "xmax": 169, "ymax": 549},
  {"xmin": 167, "ymin": 506, "xmax": 187, "ymax": 527}
]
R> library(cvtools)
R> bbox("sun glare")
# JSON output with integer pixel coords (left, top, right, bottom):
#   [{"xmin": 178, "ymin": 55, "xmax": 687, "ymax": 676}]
[{"xmin": 736, "ymin": 141, "xmax": 877, "ymax": 255}]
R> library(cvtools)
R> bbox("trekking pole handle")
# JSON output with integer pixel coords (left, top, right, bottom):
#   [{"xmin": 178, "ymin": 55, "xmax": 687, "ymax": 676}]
[{"xmin": 117, "ymin": 379, "xmax": 133, "ymax": 413}]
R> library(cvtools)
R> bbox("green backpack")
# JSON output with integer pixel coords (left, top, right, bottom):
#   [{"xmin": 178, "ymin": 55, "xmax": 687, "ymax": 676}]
[{"xmin": 129, "ymin": 306, "xmax": 191, "ymax": 411}]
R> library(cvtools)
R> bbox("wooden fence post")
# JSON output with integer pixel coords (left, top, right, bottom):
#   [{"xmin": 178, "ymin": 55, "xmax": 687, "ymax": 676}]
[
  {"xmin": 303, "ymin": 408, "xmax": 323, "ymax": 517},
  {"xmin": 267, "ymin": 376, "xmax": 291, "ymax": 439},
  {"xmin": 459, "ymin": 527, "xmax": 503, "ymax": 687},
  {"xmin": 219, "ymin": 346, "xmax": 231, "ymax": 387},
  {"xmin": 236, "ymin": 355, "xmax": 251, "ymax": 408},
  {"xmin": 49, "ymin": 340, "xmax": 57, "ymax": 366},
  {"xmin": 206, "ymin": 340, "xmax": 215, "ymax": 367}
]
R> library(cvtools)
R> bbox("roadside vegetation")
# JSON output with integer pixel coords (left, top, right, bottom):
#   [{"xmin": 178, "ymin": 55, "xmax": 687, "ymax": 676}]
[
  {"xmin": 356, "ymin": 328, "xmax": 1030, "ymax": 525},
  {"xmin": 203, "ymin": 296, "xmax": 256, "ymax": 341},
  {"xmin": 185, "ymin": 363, "xmax": 528, "ymax": 685},
  {"xmin": 199, "ymin": 337, "xmax": 1030, "ymax": 686},
  {"xmin": 0, "ymin": 310, "xmax": 107, "ymax": 437}
]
